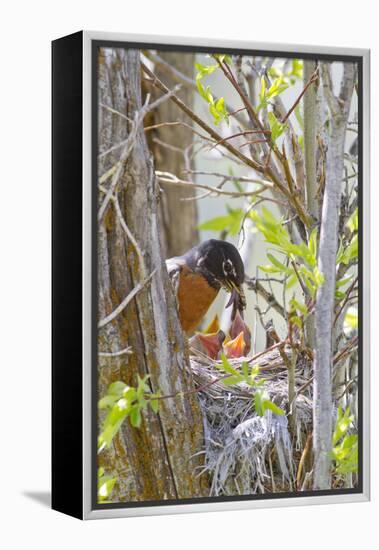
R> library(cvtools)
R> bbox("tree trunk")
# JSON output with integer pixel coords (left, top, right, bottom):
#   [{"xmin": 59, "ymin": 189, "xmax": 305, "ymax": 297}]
[
  {"xmin": 303, "ymin": 60, "xmax": 319, "ymax": 223},
  {"xmin": 150, "ymin": 51, "xmax": 199, "ymax": 258},
  {"xmin": 312, "ymin": 62, "xmax": 355, "ymax": 490},
  {"xmin": 303, "ymin": 60, "xmax": 319, "ymax": 355},
  {"xmin": 97, "ymin": 47, "xmax": 208, "ymax": 502}
]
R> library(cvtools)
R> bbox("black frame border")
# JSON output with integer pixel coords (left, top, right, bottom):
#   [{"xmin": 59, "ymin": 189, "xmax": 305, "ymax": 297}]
[{"xmin": 52, "ymin": 30, "xmax": 84, "ymax": 519}]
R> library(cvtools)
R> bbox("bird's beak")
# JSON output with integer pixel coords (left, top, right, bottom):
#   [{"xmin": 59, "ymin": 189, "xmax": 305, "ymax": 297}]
[{"xmin": 224, "ymin": 281, "xmax": 246, "ymax": 311}]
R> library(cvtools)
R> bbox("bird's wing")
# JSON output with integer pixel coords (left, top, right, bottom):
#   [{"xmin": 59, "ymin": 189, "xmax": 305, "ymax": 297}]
[{"xmin": 165, "ymin": 256, "xmax": 186, "ymax": 299}]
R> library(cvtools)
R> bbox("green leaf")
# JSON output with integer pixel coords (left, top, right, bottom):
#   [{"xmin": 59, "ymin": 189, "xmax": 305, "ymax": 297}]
[
  {"xmin": 215, "ymin": 97, "xmax": 225, "ymax": 113},
  {"xmin": 258, "ymin": 75, "xmax": 266, "ymax": 110},
  {"xmin": 331, "ymin": 407, "xmax": 358, "ymax": 475},
  {"xmin": 336, "ymin": 274, "xmax": 354, "ymax": 288},
  {"xmin": 333, "ymin": 406, "xmax": 353, "ymax": 445},
  {"xmin": 214, "ymin": 54, "xmax": 232, "ymax": 65},
  {"xmin": 342, "ymin": 234, "xmax": 358, "ymax": 264},
  {"xmin": 195, "ymin": 61, "xmax": 228, "ymax": 125},
  {"xmin": 336, "ymin": 241, "xmax": 345, "ymax": 264},
  {"xmin": 198, "ymin": 208, "xmax": 244, "ymax": 236},
  {"xmin": 198, "ymin": 215, "xmax": 232, "ymax": 231},
  {"xmin": 150, "ymin": 397, "xmax": 159, "ymax": 414},
  {"xmin": 344, "ymin": 307, "xmax": 358, "ymax": 330},
  {"xmin": 290, "ymin": 298, "xmax": 308, "ymax": 316},
  {"xmin": 216, "ymin": 353, "xmax": 240, "ymax": 376},
  {"xmin": 98, "ymin": 474, "xmax": 117, "ymax": 501},
  {"xmin": 291, "ymin": 316, "xmax": 302, "ymax": 329},
  {"xmin": 195, "ymin": 62, "xmax": 218, "ymax": 78},
  {"xmin": 267, "ymin": 76, "xmax": 289, "ymax": 99},
  {"xmin": 254, "ymin": 389, "xmax": 284, "ymax": 417},
  {"xmin": 222, "ymin": 374, "xmax": 244, "ymax": 386},
  {"xmin": 263, "ymin": 400, "xmax": 285, "ymax": 416},
  {"xmin": 129, "ymin": 405, "xmax": 142, "ymax": 428},
  {"xmin": 136, "ymin": 374, "xmax": 150, "ymax": 403},
  {"xmin": 313, "ymin": 267, "xmax": 325, "ymax": 287},
  {"xmin": 98, "ymin": 395, "xmax": 119, "ymax": 410},
  {"xmin": 108, "ymin": 381, "xmax": 127, "ymax": 397},
  {"xmin": 290, "ymin": 59, "xmax": 303, "ymax": 79},
  {"xmin": 254, "ymin": 390, "xmax": 264, "ymax": 416},
  {"xmin": 286, "ymin": 274, "xmax": 298, "ymax": 290},
  {"xmin": 242, "ymin": 362, "xmax": 250, "ymax": 379},
  {"xmin": 267, "ymin": 253, "xmax": 291, "ymax": 273},
  {"xmin": 149, "ymin": 391, "xmax": 161, "ymax": 414},
  {"xmin": 258, "ymin": 264, "xmax": 282, "ymax": 273},
  {"xmin": 347, "ymin": 208, "xmax": 358, "ymax": 233},
  {"xmin": 308, "ymin": 227, "xmax": 318, "ymax": 257},
  {"xmin": 268, "ymin": 111, "xmax": 286, "ymax": 142}
]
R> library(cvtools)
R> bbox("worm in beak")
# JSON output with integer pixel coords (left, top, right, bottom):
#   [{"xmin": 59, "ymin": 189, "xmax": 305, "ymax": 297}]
[{"xmin": 225, "ymin": 283, "xmax": 246, "ymax": 314}]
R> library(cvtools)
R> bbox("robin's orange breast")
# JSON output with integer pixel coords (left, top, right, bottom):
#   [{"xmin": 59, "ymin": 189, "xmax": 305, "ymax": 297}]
[{"xmin": 177, "ymin": 266, "xmax": 219, "ymax": 334}]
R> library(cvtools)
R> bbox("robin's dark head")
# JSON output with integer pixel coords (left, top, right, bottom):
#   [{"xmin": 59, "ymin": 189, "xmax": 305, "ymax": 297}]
[{"xmin": 185, "ymin": 239, "xmax": 246, "ymax": 310}]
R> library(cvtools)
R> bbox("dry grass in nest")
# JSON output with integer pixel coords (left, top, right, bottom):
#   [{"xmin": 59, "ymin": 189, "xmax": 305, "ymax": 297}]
[{"xmin": 189, "ymin": 346, "xmax": 314, "ymax": 496}]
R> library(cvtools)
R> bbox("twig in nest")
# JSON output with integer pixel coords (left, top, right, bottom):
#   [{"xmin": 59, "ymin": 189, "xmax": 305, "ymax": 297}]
[{"xmin": 296, "ymin": 433, "xmax": 313, "ymax": 490}]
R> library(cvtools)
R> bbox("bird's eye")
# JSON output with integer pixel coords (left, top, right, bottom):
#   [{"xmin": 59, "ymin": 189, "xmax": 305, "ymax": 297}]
[{"xmin": 223, "ymin": 259, "xmax": 234, "ymax": 275}]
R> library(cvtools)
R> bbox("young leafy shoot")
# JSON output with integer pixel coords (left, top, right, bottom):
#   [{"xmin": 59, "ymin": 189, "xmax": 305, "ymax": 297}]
[
  {"xmin": 97, "ymin": 467, "xmax": 117, "ymax": 503},
  {"xmin": 251, "ymin": 208, "xmax": 323, "ymax": 298},
  {"xmin": 198, "ymin": 206, "xmax": 245, "ymax": 236},
  {"xmin": 195, "ymin": 59, "xmax": 229, "ymax": 126},
  {"xmin": 98, "ymin": 375, "xmax": 160, "ymax": 452},
  {"xmin": 215, "ymin": 354, "xmax": 285, "ymax": 416},
  {"xmin": 331, "ymin": 407, "xmax": 358, "ymax": 475}
]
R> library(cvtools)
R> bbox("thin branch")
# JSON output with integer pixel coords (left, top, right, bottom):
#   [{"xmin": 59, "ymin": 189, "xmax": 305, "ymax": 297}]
[
  {"xmin": 141, "ymin": 62, "xmax": 263, "ymax": 173},
  {"xmin": 156, "ymin": 171, "xmax": 272, "ymax": 198},
  {"xmin": 303, "ymin": 61, "xmax": 319, "ymax": 222},
  {"xmin": 98, "ymin": 270, "xmax": 156, "ymax": 329},
  {"xmin": 98, "ymin": 86, "xmax": 180, "ymax": 222},
  {"xmin": 142, "ymin": 50, "xmax": 247, "ymax": 127},
  {"xmin": 143, "ymin": 60, "xmax": 310, "ymax": 231},
  {"xmin": 99, "ymin": 184, "xmax": 146, "ymax": 280},
  {"xmin": 144, "ymin": 120, "xmax": 215, "ymax": 145},
  {"xmin": 281, "ymin": 67, "xmax": 319, "ymax": 124},
  {"xmin": 333, "ymin": 276, "xmax": 358, "ymax": 327},
  {"xmin": 291, "ymin": 260, "xmax": 308, "ymax": 296},
  {"xmin": 333, "ymin": 336, "xmax": 358, "ymax": 366},
  {"xmin": 183, "ymin": 170, "xmax": 272, "ymax": 186},
  {"xmin": 245, "ymin": 276, "xmax": 286, "ymax": 319},
  {"xmin": 99, "ymin": 347, "xmax": 133, "ymax": 357},
  {"xmin": 209, "ymin": 130, "xmax": 271, "ymax": 151},
  {"xmin": 99, "ymin": 102, "xmax": 132, "ymax": 122}
]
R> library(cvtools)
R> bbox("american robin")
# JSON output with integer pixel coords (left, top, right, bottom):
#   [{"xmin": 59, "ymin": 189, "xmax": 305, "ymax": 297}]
[{"xmin": 166, "ymin": 239, "xmax": 246, "ymax": 335}]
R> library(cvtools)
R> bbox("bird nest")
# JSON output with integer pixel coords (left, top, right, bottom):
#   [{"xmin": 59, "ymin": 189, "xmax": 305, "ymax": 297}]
[{"xmin": 190, "ymin": 346, "xmax": 313, "ymax": 496}]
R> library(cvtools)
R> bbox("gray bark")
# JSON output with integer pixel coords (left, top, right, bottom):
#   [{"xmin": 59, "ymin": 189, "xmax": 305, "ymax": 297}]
[
  {"xmin": 97, "ymin": 48, "xmax": 207, "ymax": 501},
  {"xmin": 149, "ymin": 51, "xmax": 199, "ymax": 258},
  {"xmin": 303, "ymin": 60, "xmax": 319, "ymax": 222},
  {"xmin": 312, "ymin": 62, "xmax": 355, "ymax": 490},
  {"xmin": 303, "ymin": 60, "xmax": 319, "ymax": 353}
]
